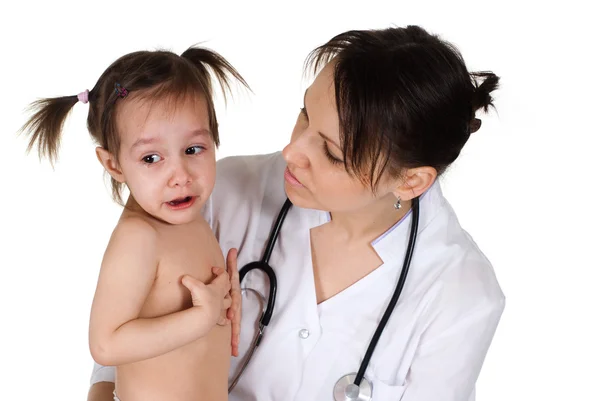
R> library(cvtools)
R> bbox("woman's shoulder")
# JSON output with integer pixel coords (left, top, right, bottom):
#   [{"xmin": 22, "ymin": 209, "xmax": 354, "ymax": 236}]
[
  {"xmin": 417, "ymin": 185, "xmax": 505, "ymax": 314},
  {"xmin": 432, "ymin": 215, "xmax": 505, "ymax": 316},
  {"xmin": 410, "ymin": 200, "xmax": 505, "ymax": 341}
]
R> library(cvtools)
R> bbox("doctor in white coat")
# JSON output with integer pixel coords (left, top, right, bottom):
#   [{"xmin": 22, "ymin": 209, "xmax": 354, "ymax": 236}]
[{"xmin": 89, "ymin": 25, "xmax": 505, "ymax": 401}]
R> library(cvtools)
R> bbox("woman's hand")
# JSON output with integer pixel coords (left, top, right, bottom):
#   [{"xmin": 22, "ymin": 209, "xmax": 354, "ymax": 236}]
[{"xmin": 225, "ymin": 248, "xmax": 242, "ymax": 356}]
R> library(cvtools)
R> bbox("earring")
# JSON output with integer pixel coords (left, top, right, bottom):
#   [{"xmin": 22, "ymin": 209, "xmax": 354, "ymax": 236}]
[{"xmin": 394, "ymin": 197, "xmax": 402, "ymax": 210}]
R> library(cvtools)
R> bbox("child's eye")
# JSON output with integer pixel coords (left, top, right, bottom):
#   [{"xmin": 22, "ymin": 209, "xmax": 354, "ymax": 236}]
[
  {"xmin": 142, "ymin": 154, "xmax": 162, "ymax": 164},
  {"xmin": 185, "ymin": 146, "xmax": 205, "ymax": 155}
]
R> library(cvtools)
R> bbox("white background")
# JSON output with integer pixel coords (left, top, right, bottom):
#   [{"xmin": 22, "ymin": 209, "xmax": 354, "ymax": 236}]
[{"xmin": 1, "ymin": 1, "xmax": 598, "ymax": 400}]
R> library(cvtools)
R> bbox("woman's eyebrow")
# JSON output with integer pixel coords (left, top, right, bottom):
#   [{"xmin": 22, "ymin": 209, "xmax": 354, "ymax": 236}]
[{"xmin": 304, "ymin": 88, "xmax": 341, "ymax": 151}]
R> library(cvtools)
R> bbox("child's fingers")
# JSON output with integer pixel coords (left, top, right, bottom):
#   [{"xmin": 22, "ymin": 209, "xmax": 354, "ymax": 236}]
[
  {"xmin": 223, "ymin": 294, "xmax": 232, "ymax": 310},
  {"xmin": 181, "ymin": 274, "xmax": 205, "ymax": 293},
  {"xmin": 181, "ymin": 274, "xmax": 209, "ymax": 306},
  {"xmin": 217, "ymin": 315, "xmax": 230, "ymax": 326},
  {"xmin": 212, "ymin": 266, "xmax": 225, "ymax": 276},
  {"xmin": 209, "ymin": 269, "xmax": 232, "ymax": 295}
]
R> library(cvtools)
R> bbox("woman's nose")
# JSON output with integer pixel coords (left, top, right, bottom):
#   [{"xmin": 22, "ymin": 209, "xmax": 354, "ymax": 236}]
[{"xmin": 283, "ymin": 129, "xmax": 310, "ymax": 169}]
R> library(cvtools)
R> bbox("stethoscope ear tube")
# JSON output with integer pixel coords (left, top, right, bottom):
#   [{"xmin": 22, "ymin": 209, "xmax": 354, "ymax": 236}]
[{"xmin": 262, "ymin": 198, "xmax": 293, "ymax": 263}]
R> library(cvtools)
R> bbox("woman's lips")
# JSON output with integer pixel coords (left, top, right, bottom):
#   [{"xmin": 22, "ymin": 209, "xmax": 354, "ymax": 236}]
[{"xmin": 284, "ymin": 167, "xmax": 304, "ymax": 188}]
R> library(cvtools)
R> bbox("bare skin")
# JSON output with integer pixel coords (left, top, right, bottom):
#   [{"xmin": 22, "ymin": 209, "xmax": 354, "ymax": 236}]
[
  {"xmin": 88, "ymin": 199, "xmax": 231, "ymax": 401},
  {"xmin": 88, "ymin": 94, "xmax": 242, "ymax": 401},
  {"xmin": 87, "ymin": 242, "xmax": 240, "ymax": 401}
]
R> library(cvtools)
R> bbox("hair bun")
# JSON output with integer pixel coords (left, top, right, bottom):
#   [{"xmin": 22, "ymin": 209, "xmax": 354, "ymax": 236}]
[{"xmin": 471, "ymin": 71, "xmax": 500, "ymax": 113}]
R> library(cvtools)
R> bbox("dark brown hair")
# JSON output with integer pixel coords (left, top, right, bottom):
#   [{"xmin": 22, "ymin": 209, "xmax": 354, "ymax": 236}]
[
  {"xmin": 305, "ymin": 25, "xmax": 500, "ymax": 189},
  {"xmin": 20, "ymin": 45, "xmax": 249, "ymax": 204}
]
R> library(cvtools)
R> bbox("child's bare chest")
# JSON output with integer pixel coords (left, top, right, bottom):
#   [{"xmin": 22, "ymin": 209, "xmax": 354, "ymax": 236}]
[{"xmin": 139, "ymin": 222, "xmax": 225, "ymax": 318}]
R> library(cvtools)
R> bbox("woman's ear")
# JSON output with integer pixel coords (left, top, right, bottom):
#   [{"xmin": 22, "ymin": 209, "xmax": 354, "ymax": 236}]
[
  {"xmin": 392, "ymin": 166, "xmax": 437, "ymax": 200},
  {"xmin": 95, "ymin": 147, "xmax": 125, "ymax": 183}
]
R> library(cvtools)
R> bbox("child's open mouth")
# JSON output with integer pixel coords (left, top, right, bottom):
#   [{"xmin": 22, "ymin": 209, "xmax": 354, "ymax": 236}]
[{"xmin": 166, "ymin": 196, "xmax": 196, "ymax": 210}]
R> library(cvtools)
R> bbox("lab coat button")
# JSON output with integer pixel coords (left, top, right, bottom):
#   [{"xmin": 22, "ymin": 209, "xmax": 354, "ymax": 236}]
[{"xmin": 298, "ymin": 329, "xmax": 310, "ymax": 339}]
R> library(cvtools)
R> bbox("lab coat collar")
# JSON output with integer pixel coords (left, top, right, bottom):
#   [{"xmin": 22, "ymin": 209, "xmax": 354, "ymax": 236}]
[
  {"xmin": 372, "ymin": 180, "xmax": 445, "ymax": 263},
  {"xmin": 309, "ymin": 180, "xmax": 445, "ymax": 262}
]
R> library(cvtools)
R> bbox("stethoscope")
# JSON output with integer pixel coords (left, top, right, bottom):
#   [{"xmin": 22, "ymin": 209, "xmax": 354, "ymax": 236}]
[{"xmin": 228, "ymin": 196, "xmax": 420, "ymax": 401}]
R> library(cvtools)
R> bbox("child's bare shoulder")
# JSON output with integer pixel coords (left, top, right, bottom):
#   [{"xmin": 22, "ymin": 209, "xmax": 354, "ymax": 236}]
[
  {"xmin": 99, "ymin": 214, "xmax": 161, "ymax": 275},
  {"xmin": 108, "ymin": 214, "xmax": 159, "ymax": 250}
]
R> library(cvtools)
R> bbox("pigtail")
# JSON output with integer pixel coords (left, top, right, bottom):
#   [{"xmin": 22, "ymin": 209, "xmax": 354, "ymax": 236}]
[
  {"xmin": 180, "ymin": 47, "xmax": 251, "ymax": 102},
  {"xmin": 469, "ymin": 71, "xmax": 500, "ymax": 133},
  {"xmin": 20, "ymin": 94, "xmax": 80, "ymax": 165}
]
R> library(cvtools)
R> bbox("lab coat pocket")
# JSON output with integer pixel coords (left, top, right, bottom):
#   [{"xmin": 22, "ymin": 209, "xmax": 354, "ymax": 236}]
[{"xmin": 370, "ymin": 376, "xmax": 407, "ymax": 401}]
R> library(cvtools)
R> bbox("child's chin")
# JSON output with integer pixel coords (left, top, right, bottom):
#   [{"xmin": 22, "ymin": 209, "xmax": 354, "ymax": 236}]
[{"xmin": 161, "ymin": 213, "xmax": 197, "ymax": 226}]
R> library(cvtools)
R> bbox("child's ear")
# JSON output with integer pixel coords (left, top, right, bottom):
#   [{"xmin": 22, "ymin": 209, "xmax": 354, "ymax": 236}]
[{"xmin": 95, "ymin": 147, "xmax": 125, "ymax": 183}]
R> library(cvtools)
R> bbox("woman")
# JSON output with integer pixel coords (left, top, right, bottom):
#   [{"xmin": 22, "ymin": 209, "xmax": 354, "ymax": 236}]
[{"xmin": 89, "ymin": 25, "xmax": 504, "ymax": 401}]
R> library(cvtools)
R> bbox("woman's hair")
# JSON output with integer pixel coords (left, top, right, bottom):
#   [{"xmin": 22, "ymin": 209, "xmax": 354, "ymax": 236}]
[
  {"xmin": 305, "ymin": 25, "xmax": 500, "ymax": 188},
  {"xmin": 20, "ymin": 45, "xmax": 249, "ymax": 204}
]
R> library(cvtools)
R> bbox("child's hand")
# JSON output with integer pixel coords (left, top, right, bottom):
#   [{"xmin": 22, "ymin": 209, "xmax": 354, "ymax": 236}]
[
  {"xmin": 181, "ymin": 268, "xmax": 232, "ymax": 327},
  {"xmin": 225, "ymin": 248, "xmax": 241, "ymax": 357}
]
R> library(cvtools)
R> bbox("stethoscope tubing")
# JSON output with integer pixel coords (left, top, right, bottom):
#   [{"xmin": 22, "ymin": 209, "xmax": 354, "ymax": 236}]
[
  {"xmin": 353, "ymin": 197, "xmax": 420, "ymax": 386},
  {"xmin": 231, "ymin": 196, "xmax": 420, "ymax": 399}
]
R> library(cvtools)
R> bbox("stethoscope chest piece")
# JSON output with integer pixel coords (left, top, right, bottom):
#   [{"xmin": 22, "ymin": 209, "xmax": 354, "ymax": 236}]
[{"xmin": 333, "ymin": 373, "xmax": 373, "ymax": 401}]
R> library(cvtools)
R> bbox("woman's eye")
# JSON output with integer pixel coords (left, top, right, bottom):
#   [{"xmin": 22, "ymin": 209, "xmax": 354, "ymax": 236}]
[
  {"xmin": 142, "ymin": 154, "xmax": 161, "ymax": 164},
  {"xmin": 323, "ymin": 142, "xmax": 343, "ymax": 165},
  {"xmin": 185, "ymin": 146, "xmax": 204, "ymax": 155}
]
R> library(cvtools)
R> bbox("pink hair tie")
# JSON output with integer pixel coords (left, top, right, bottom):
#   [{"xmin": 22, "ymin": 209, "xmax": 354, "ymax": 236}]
[{"xmin": 77, "ymin": 90, "xmax": 89, "ymax": 104}]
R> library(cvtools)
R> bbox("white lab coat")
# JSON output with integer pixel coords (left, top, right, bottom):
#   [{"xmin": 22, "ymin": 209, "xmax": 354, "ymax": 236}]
[{"xmin": 91, "ymin": 152, "xmax": 505, "ymax": 401}]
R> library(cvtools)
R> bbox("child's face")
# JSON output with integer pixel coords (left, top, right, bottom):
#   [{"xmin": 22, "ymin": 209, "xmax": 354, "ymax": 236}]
[{"xmin": 115, "ymin": 94, "xmax": 216, "ymax": 225}]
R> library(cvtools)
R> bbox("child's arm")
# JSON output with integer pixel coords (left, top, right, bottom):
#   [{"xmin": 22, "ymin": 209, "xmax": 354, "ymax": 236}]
[{"xmin": 88, "ymin": 218, "xmax": 231, "ymax": 367}]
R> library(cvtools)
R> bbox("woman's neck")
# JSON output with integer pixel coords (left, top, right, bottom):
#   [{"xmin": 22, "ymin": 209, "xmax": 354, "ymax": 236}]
[{"xmin": 328, "ymin": 194, "xmax": 412, "ymax": 243}]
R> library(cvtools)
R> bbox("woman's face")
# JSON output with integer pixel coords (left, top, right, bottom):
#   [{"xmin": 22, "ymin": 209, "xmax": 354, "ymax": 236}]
[{"xmin": 282, "ymin": 61, "xmax": 397, "ymax": 213}]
